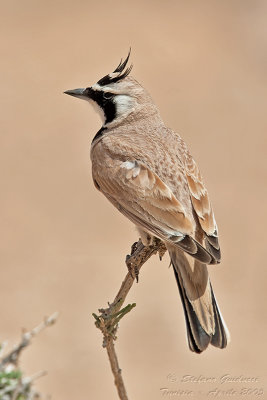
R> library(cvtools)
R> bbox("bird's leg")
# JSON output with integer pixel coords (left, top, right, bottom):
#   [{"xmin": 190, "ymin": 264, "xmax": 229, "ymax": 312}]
[
  {"xmin": 125, "ymin": 238, "xmax": 167, "ymax": 282},
  {"xmin": 125, "ymin": 241, "xmax": 140, "ymax": 282},
  {"xmin": 158, "ymin": 243, "xmax": 166, "ymax": 261},
  {"xmin": 125, "ymin": 239, "xmax": 146, "ymax": 282},
  {"xmin": 136, "ymin": 228, "xmax": 166, "ymax": 261},
  {"xmin": 130, "ymin": 241, "xmax": 139, "ymax": 255},
  {"xmin": 137, "ymin": 227, "xmax": 154, "ymax": 247},
  {"xmin": 125, "ymin": 243, "xmax": 138, "ymax": 279}
]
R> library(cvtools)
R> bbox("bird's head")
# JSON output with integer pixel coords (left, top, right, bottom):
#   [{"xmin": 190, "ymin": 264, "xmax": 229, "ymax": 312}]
[{"xmin": 64, "ymin": 50, "xmax": 153, "ymax": 128}]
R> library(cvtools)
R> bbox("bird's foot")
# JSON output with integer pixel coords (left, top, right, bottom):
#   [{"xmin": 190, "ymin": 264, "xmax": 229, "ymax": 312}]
[
  {"xmin": 125, "ymin": 240, "xmax": 144, "ymax": 282},
  {"xmin": 126, "ymin": 254, "xmax": 140, "ymax": 282}
]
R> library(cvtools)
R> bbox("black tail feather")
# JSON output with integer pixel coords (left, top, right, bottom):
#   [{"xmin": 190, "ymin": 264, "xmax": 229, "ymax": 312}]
[
  {"xmin": 173, "ymin": 266, "xmax": 211, "ymax": 353},
  {"xmin": 210, "ymin": 285, "xmax": 228, "ymax": 349},
  {"xmin": 172, "ymin": 263, "xmax": 229, "ymax": 353}
]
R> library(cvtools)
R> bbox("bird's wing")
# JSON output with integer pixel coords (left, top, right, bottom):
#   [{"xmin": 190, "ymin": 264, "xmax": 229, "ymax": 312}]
[
  {"xmin": 95, "ymin": 159, "xmax": 218, "ymax": 264},
  {"xmin": 183, "ymin": 153, "xmax": 221, "ymax": 262}
]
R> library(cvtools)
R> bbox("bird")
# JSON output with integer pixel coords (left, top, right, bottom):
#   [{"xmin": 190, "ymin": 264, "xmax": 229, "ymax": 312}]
[{"xmin": 64, "ymin": 50, "xmax": 230, "ymax": 353}]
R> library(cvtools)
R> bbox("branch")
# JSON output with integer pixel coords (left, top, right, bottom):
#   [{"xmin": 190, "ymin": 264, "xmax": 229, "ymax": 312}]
[
  {"xmin": 0, "ymin": 311, "xmax": 59, "ymax": 369},
  {"xmin": 93, "ymin": 238, "xmax": 166, "ymax": 400}
]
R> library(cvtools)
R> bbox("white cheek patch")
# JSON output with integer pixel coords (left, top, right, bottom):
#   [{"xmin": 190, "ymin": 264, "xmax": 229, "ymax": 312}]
[
  {"xmin": 114, "ymin": 95, "xmax": 135, "ymax": 117},
  {"xmin": 89, "ymin": 83, "xmax": 136, "ymax": 126},
  {"xmin": 87, "ymin": 98, "xmax": 105, "ymax": 123}
]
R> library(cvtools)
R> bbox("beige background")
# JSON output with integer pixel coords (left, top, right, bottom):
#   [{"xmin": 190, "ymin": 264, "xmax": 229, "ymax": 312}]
[{"xmin": 1, "ymin": 0, "xmax": 267, "ymax": 399}]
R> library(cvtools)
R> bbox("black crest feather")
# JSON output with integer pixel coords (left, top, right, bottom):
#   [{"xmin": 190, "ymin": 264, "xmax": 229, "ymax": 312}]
[{"xmin": 97, "ymin": 49, "xmax": 133, "ymax": 86}]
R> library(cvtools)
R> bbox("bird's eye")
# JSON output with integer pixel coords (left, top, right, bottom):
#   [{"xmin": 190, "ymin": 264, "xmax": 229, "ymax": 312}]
[{"xmin": 103, "ymin": 92, "xmax": 114, "ymax": 100}]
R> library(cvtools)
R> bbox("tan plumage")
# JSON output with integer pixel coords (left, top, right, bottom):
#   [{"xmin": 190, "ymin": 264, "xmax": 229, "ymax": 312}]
[{"xmin": 64, "ymin": 52, "xmax": 230, "ymax": 353}]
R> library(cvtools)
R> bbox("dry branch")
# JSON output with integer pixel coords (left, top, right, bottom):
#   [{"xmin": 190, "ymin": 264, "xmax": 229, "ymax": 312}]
[
  {"xmin": 0, "ymin": 312, "xmax": 59, "ymax": 400},
  {"xmin": 0, "ymin": 312, "xmax": 59, "ymax": 369},
  {"xmin": 93, "ymin": 238, "xmax": 166, "ymax": 400}
]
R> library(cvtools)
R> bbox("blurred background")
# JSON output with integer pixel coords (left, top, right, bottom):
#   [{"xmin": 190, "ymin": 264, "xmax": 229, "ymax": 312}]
[{"xmin": 1, "ymin": 0, "xmax": 267, "ymax": 398}]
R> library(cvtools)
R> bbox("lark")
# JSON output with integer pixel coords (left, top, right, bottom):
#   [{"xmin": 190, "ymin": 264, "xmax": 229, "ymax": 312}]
[{"xmin": 64, "ymin": 52, "xmax": 230, "ymax": 353}]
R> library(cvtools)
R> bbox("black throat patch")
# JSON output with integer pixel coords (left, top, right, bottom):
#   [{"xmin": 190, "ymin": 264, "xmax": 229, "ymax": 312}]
[{"xmin": 92, "ymin": 126, "xmax": 106, "ymax": 144}]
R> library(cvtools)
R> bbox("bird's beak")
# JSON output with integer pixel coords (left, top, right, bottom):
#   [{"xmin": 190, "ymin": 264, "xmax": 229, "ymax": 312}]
[{"xmin": 64, "ymin": 88, "xmax": 86, "ymax": 99}]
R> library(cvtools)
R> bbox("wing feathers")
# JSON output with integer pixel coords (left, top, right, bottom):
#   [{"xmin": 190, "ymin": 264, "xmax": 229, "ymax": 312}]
[
  {"xmin": 96, "ymin": 158, "xmax": 220, "ymax": 264},
  {"xmin": 206, "ymin": 233, "xmax": 220, "ymax": 249},
  {"xmin": 170, "ymin": 235, "xmax": 217, "ymax": 264},
  {"xmin": 120, "ymin": 160, "xmax": 194, "ymax": 234},
  {"xmin": 187, "ymin": 174, "xmax": 206, "ymax": 200},
  {"xmin": 185, "ymin": 159, "xmax": 217, "ymax": 237},
  {"xmin": 205, "ymin": 239, "xmax": 221, "ymax": 263}
]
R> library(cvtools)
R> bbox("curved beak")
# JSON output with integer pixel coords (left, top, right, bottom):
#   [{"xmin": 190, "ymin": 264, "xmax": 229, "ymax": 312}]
[{"xmin": 64, "ymin": 88, "xmax": 86, "ymax": 99}]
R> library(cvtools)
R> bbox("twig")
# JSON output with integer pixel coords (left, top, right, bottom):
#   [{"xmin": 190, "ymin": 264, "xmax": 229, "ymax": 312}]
[
  {"xmin": 24, "ymin": 369, "xmax": 48, "ymax": 384},
  {"xmin": 93, "ymin": 238, "xmax": 166, "ymax": 400},
  {"xmin": 0, "ymin": 312, "xmax": 59, "ymax": 369}
]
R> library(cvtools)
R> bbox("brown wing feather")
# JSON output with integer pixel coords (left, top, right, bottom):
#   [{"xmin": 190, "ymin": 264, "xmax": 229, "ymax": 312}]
[
  {"xmin": 95, "ymin": 159, "xmax": 219, "ymax": 264},
  {"xmin": 98, "ymin": 159, "xmax": 194, "ymax": 236},
  {"xmin": 184, "ymin": 153, "xmax": 221, "ymax": 262}
]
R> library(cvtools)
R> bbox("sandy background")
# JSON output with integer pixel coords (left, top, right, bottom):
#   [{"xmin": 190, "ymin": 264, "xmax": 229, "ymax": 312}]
[{"xmin": 1, "ymin": 0, "xmax": 267, "ymax": 399}]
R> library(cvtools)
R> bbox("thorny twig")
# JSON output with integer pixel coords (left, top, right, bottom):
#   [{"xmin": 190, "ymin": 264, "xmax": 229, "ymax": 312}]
[
  {"xmin": 0, "ymin": 312, "xmax": 59, "ymax": 400},
  {"xmin": 0, "ymin": 312, "xmax": 59, "ymax": 369}
]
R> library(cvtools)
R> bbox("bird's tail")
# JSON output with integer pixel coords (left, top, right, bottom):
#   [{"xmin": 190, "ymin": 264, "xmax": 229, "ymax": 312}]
[{"xmin": 168, "ymin": 245, "xmax": 230, "ymax": 353}]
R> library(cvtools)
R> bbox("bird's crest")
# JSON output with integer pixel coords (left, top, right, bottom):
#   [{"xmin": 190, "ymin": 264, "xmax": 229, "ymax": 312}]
[{"xmin": 97, "ymin": 49, "xmax": 133, "ymax": 86}]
